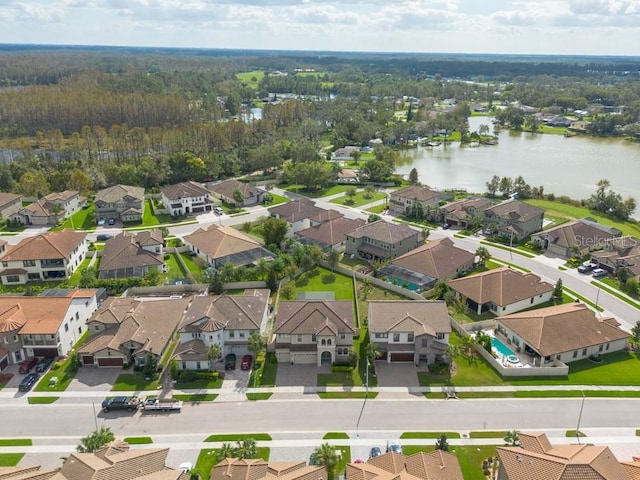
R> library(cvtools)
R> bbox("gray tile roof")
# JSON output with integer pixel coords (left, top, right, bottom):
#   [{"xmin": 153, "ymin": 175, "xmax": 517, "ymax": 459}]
[
  {"xmin": 161, "ymin": 181, "xmax": 209, "ymax": 200},
  {"xmin": 346, "ymin": 220, "xmax": 419, "ymax": 244},
  {"xmin": 275, "ymin": 301, "xmax": 355, "ymax": 335},
  {"xmin": 367, "ymin": 300, "xmax": 451, "ymax": 336}
]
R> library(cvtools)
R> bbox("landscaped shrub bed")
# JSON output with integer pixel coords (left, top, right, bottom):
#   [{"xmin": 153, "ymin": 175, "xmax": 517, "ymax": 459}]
[{"xmin": 173, "ymin": 370, "xmax": 224, "ymax": 382}]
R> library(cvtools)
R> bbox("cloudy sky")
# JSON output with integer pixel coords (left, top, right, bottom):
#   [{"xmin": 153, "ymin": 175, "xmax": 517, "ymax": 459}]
[{"xmin": 1, "ymin": 0, "xmax": 639, "ymax": 56}]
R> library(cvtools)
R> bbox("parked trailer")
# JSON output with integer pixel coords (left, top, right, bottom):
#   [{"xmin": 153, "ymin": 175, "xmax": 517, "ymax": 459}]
[{"xmin": 141, "ymin": 396, "xmax": 183, "ymax": 412}]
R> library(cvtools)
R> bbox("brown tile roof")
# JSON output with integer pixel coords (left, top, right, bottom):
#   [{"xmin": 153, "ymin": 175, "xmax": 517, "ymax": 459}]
[
  {"xmin": 296, "ymin": 217, "xmax": 366, "ymax": 247},
  {"xmin": 391, "ymin": 185, "xmax": 440, "ymax": 203},
  {"xmin": 173, "ymin": 338, "xmax": 209, "ymax": 362},
  {"xmin": 0, "ymin": 295, "xmax": 89, "ymax": 335},
  {"xmin": 42, "ymin": 190, "xmax": 79, "ymax": 203},
  {"xmin": 95, "ymin": 184, "xmax": 145, "ymax": 204},
  {"xmin": 621, "ymin": 458, "xmax": 640, "ymax": 479},
  {"xmin": 485, "ymin": 198, "xmax": 544, "ymax": 223},
  {"xmin": 446, "ymin": 267, "xmax": 554, "ymax": 307},
  {"xmin": 346, "ymin": 220, "xmax": 420, "ymax": 244},
  {"xmin": 268, "ymin": 199, "xmax": 326, "ymax": 223},
  {"xmin": 0, "ymin": 192, "xmax": 21, "ymax": 209},
  {"xmin": 533, "ymin": 219, "xmax": 621, "ymax": 250},
  {"xmin": 208, "ymin": 179, "xmax": 263, "ymax": 200},
  {"xmin": 182, "ymin": 290, "xmax": 270, "ymax": 333},
  {"xmin": 0, "ymin": 466, "xmax": 60, "ymax": 479},
  {"xmin": 275, "ymin": 301, "xmax": 355, "ymax": 335},
  {"xmin": 389, "ymin": 238, "xmax": 475, "ymax": 280},
  {"xmin": 348, "ymin": 451, "xmax": 463, "ymax": 480},
  {"xmin": 184, "ymin": 225, "xmax": 273, "ymax": 263},
  {"xmin": 497, "ymin": 303, "xmax": 629, "ymax": 357},
  {"xmin": 211, "ymin": 458, "xmax": 326, "ymax": 480},
  {"xmin": 99, "ymin": 232, "xmax": 163, "ymax": 274},
  {"xmin": 497, "ymin": 432, "xmax": 630, "ymax": 480},
  {"xmin": 161, "ymin": 181, "xmax": 209, "ymax": 200},
  {"xmin": 367, "ymin": 300, "xmax": 451, "ymax": 336},
  {"xmin": 80, "ymin": 297, "xmax": 190, "ymax": 357},
  {"xmin": 441, "ymin": 197, "xmax": 493, "ymax": 216},
  {"xmin": 0, "ymin": 230, "xmax": 86, "ymax": 261}
]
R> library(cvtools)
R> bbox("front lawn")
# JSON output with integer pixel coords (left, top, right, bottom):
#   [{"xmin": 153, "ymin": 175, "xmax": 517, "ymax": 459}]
[
  {"xmin": 205, "ymin": 433, "xmax": 272, "ymax": 442},
  {"xmin": 0, "ymin": 454, "xmax": 24, "ymax": 467},
  {"xmin": 111, "ymin": 372, "xmax": 160, "ymax": 391},
  {"xmin": 54, "ymin": 204, "xmax": 96, "ymax": 231},
  {"xmin": 124, "ymin": 437, "xmax": 153, "ymax": 444},
  {"xmin": 27, "ymin": 396, "xmax": 58, "ymax": 404},
  {"xmin": 402, "ymin": 445, "xmax": 496, "ymax": 480},
  {"xmin": 0, "ymin": 439, "xmax": 32, "ymax": 446},
  {"xmin": 173, "ymin": 377, "xmax": 223, "ymax": 390},
  {"xmin": 35, "ymin": 332, "xmax": 89, "ymax": 392},
  {"xmin": 173, "ymin": 394, "xmax": 218, "ymax": 402},
  {"xmin": 318, "ymin": 372, "xmax": 358, "ymax": 387},
  {"xmin": 262, "ymin": 193, "xmax": 290, "ymax": 206},
  {"xmin": 282, "ymin": 184, "xmax": 354, "ymax": 198},
  {"xmin": 330, "ymin": 191, "xmax": 387, "ymax": 208},
  {"xmin": 250, "ymin": 352, "xmax": 278, "ymax": 387},
  {"xmin": 246, "ymin": 393, "xmax": 273, "ymax": 400},
  {"xmin": 318, "ymin": 392, "xmax": 378, "ymax": 399}
]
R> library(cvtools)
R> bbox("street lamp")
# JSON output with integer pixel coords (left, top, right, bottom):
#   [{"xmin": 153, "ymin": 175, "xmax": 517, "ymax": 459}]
[{"xmin": 576, "ymin": 391, "xmax": 586, "ymax": 444}]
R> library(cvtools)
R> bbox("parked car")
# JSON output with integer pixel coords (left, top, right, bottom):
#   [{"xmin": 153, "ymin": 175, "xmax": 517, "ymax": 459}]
[
  {"xmin": 225, "ymin": 353, "xmax": 237, "ymax": 370},
  {"xmin": 577, "ymin": 264, "xmax": 592, "ymax": 273},
  {"xmin": 214, "ymin": 206, "xmax": 224, "ymax": 215},
  {"xmin": 369, "ymin": 447, "xmax": 382, "ymax": 459},
  {"xmin": 442, "ymin": 223, "xmax": 451, "ymax": 230},
  {"xmin": 108, "ymin": 218, "xmax": 115, "ymax": 225},
  {"xmin": 97, "ymin": 217, "xmax": 106, "ymax": 226},
  {"xmin": 35, "ymin": 356, "xmax": 55, "ymax": 372},
  {"xmin": 19, "ymin": 357, "xmax": 38, "ymax": 374},
  {"xmin": 178, "ymin": 462, "xmax": 193, "ymax": 474},
  {"xmin": 96, "ymin": 234, "xmax": 112, "ymax": 242},
  {"xmin": 19, "ymin": 372, "xmax": 39, "ymax": 392},
  {"xmin": 241, "ymin": 355, "xmax": 252, "ymax": 370},
  {"xmin": 386, "ymin": 439, "xmax": 402, "ymax": 454},
  {"xmin": 592, "ymin": 268, "xmax": 608, "ymax": 278}
]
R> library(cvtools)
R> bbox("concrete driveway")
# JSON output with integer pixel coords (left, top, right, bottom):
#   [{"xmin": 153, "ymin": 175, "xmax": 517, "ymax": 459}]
[
  {"xmin": 276, "ymin": 364, "xmax": 330, "ymax": 387},
  {"xmin": 373, "ymin": 361, "xmax": 421, "ymax": 387},
  {"xmin": 69, "ymin": 365, "xmax": 121, "ymax": 391}
]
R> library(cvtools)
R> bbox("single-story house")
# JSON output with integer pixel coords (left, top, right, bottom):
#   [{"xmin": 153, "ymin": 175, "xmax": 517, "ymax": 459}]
[
  {"xmin": 161, "ymin": 181, "xmax": 217, "ymax": 216},
  {"xmin": 274, "ymin": 300, "xmax": 355, "ymax": 366},
  {"xmin": 379, "ymin": 238, "xmax": 475, "ymax": 291},
  {"xmin": 446, "ymin": 267, "xmax": 554, "ymax": 315},
  {"xmin": 98, "ymin": 230, "xmax": 164, "ymax": 279},
  {"xmin": 347, "ymin": 451, "xmax": 462, "ymax": 480},
  {"xmin": 94, "ymin": 184, "xmax": 145, "ymax": 223},
  {"xmin": 269, "ymin": 199, "xmax": 343, "ymax": 235},
  {"xmin": 0, "ymin": 192, "xmax": 22, "ymax": 219},
  {"xmin": 495, "ymin": 303, "xmax": 628, "ymax": 366},
  {"xmin": 295, "ymin": 216, "xmax": 366, "ymax": 250},
  {"xmin": 183, "ymin": 224, "xmax": 275, "ymax": 269},
  {"xmin": 483, "ymin": 199, "xmax": 544, "ymax": 241},
  {"xmin": 367, "ymin": 300, "xmax": 451, "ymax": 365},
  {"xmin": 207, "ymin": 179, "xmax": 266, "ymax": 207},
  {"xmin": 212, "ymin": 458, "xmax": 326, "ymax": 480},
  {"xmin": 531, "ymin": 218, "xmax": 621, "ymax": 258},
  {"xmin": 345, "ymin": 220, "xmax": 424, "ymax": 262}
]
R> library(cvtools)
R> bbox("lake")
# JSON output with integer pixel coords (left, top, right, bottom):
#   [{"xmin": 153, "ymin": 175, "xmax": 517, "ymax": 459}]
[{"xmin": 396, "ymin": 117, "xmax": 640, "ymax": 204}]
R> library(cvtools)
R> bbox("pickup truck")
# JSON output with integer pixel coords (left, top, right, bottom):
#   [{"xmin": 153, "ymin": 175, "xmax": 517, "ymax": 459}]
[
  {"xmin": 101, "ymin": 396, "xmax": 141, "ymax": 413},
  {"xmin": 141, "ymin": 396, "xmax": 183, "ymax": 412}
]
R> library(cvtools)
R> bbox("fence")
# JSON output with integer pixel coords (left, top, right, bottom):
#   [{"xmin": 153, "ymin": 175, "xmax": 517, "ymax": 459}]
[{"xmin": 124, "ymin": 284, "xmax": 209, "ymax": 297}]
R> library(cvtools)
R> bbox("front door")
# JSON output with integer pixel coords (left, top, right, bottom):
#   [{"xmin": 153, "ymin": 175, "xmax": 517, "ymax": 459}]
[{"xmin": 320, "ymin": 351, "xmax": 332, "ymax": 365}]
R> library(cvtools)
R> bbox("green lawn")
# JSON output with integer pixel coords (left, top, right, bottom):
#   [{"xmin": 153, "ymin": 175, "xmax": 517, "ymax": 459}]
[
  {"xmin": 246, "ymin": 393, "xmax": 273, "ymax": 401},
  {"xmin": 173, "ymin": 378, "xmax": 223, "ymax": 390},
  {"xmin": 204, "ymin": 433, "xmax": 272, "ymax": 442},
  {"xmin": 365, "ymin": 204, "xmax": 386, "ymax": 214},
  {"xmin": 400, "ymin": 432, "xmax": 461, "ymax": 439},
  {"xmin": 323, "ymin": 432, "xmax": 350, "ymax": 439},
  {"xmin": 111, "ymin": 372, "xmax": 160, "ymax": 391},
  {"xmin": 330, "ymin": 191, "xmax": 387, "ymax": 208},
  {"xmin": 289, "ymin": 267, "xmax": 354, "ymax": 301},
  {"xmin": 35, "ymin": 332, "xmax": 89, "ymax": 392},
  {"xmin": 67, "ymin": 257, "xmax": 92, "ymax": 286},
  {"xmin": 402, "ymin": 445, "xmax": 496, "ymax": 480},
  {"xmin": 318, "ymin": 372, "xmax": 358, "ymax": 387},
  {"xmin": 193, "ymin": 447, "xmax": 270, "ymax": 480},
  {"xmin": 318, "ymin": 392, "xmax": 378, "ymax": 399},
  {"xmin": 469, "ymin": 431, "xmax": 506, "ymax": 439},
  {"xmin": 0, "ymin": 439, "xmax": 32, "ymax": 446},
  {"xmin": 0, "ymin": 453, "xmax": 24, "ymax": 466},
  {"xmin": 173, "ymin": 394, "xmax": 218, "ymax": 402},
  {"xmin": 263, "ymin": 193, "xmax": 290, "ymax": 206},
  {"xmin": 124, "ymin": 437, "xmax": 153, "ymax": 444},
  {"xmin": 179, "ymin": 253, "xmax": 206, "ymax": 282},
  {"xmin": 282, "ymin": 184, "xmax": 354, "ymax": 198},
  {"xmin": 253, "ymin": 352, "xmax": 277, "ymax": 387},
  {"xmin": 54, "ymin": 204, "xmax": 96, "ymax": 231},
  {"xmin": 236, "ymin": 70, "xmax": 265, "ymax": 88},
  {"xmin": 141, "ymin": 199, "xmax": 181, "ymax": 226},
  {"xmin": 163, "ymin": 253, "xmax": 184, "ymax": 280},
  {"xmin": 27, "ymin": 396, "xmax": 58, "ymax": 404}
]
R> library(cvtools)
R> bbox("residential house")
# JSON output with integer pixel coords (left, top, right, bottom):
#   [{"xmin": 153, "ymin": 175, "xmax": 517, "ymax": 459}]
[
  {"xmin": 184, "ymin": 224, "xmax": 275, "ymax": 268},
  {"xmin": 175, "ymin": 289, "xmax": 270, "ymax": 369},
  {"xmin": 211, "ymin": 458, "xmax": 326, "ymax": 480},
  {"xmin": 269, "ymin": 199, "xmax": 343, "ymax": 235},
  {"xmin": 531, "ymin": 218, "xmax": 622, "ymax": 258},
  {"xmin": 379, "ymin": 238, "xmax": 475, "ymax": 291},
  {"xmin": 346, "ymin": 451, "xmax": 463, "ymax": 480},
  {"xmin": 388, "ymin": 185, "xmax": 444, "ymax": 217},
  {"xmin": 274, "ymin": 300, "xmax": 355, "ymax": 366},
  {"xmin": 296, "ymin": 216, "xmax": 366, "ymax": 250},
  {"xmin": 15, "ymin": 190, "xmax": 82, "ymax": 226},
  {"xmin": 0, "ymin": 192, "xmax": 22, "ymax": 219},
  {"xmin": 496, "ymin": 303, "xmax": 629, "ymax": 366},
  {"xmin": 483, "ymin": 199, "xmax": 544, "ymax": 241},
  {"xmin": 79, "ymin": 296, "xmax": 190, "ymax": 367},
  {"xmin": 569, "ymin": 120, "xmax": 591, "ymax": 132},
  {"xmin": 0, "ymin": 289, "xmax": 99, "ymax": 365},
  {"xmin": 497, "ymin": 432, "xmax": 630, "ymax": 480},
  {"xmin": 332, "ymin": 146, "xmax": 360, "ymax": 161},
  {"xmin": 446, "ymin": 267, "xmax": 554, "ymax": 315},
  {"xmin": 440, "ymin": 197, "xmax": 493, "ymax": 229},
  {"xmin": 345, "ymin": 220, "xmax": 423, "ymax": 262},
  {"xmin": 592, "ymin": 236, "xmax": 640, "ymax": 279},
  {"xmin": 94, "ymin": 184, "xmax": 145, "ymax": 223},
  {"xmin": 161, "ymin": 181, "xmax": 217, "ymax": 216},
  {"xmin": 207, "ymin": 179, "xmax": 266, "ymax": 207},
  {"xmin": 0, "ymin": 230, "xmax": 87, "ymax": 285},
  {"xmin": 337, "ymin": 168, "xmax": 359, "ymax": 183},
  {"xmin": 98, "ymin": 230, "xmax": 164, "ymax": 279},
  {"xmin": 367, "ymin": 300, "xmax": 451, "ymax": 365}
]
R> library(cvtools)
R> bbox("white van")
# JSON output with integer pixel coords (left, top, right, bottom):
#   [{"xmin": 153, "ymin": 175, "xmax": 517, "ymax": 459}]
[{"xmin": 592, "ymin": 268, "xmax": 607, "ymax": 278}]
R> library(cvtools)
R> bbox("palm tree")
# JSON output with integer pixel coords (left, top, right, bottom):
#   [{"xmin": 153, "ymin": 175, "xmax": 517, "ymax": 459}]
[
  {"xmin": 77, "ymin": 426, "xmax": 115, "ymax": 453},
  {"xmin": 207, "ymin": 343, "xmax": 222, "ymax": 371},
  {"xmin": 444, "ymin": 344, "xmax": 461, "ymax": 364},
  {"xmin": 310, "ymin": 443, "xmax": 339, "ymax": 480},
  {"xmin": 326, "ymin": 249, "xmax": 340, "ymax": 272},
  {"xmin": 365, "ymin": 341, "xmax": 382, "ymax": 364},
  {"xmin": 475, "ymin": 246, "xmax": 491, "ymax": 267},
  {"xmin": 217, "ymin": 442, "xmax": 236, "ymax": 461},
  {"xmin": 236, "ymin": 438, "xmax": 257, "ymax": 459},
  {"xmin": 247, "ymin": 332, "xmax": 266, "ymax": 359},
  {"xmin": 504, "ymin": 429, "xmax": 520, "ymax": 446}
]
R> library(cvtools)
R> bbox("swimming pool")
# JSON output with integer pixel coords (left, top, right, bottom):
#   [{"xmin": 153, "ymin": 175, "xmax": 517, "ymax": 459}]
[{"xmin": 491, "ymin": 337, "xmax": 516, "ymax": 358}]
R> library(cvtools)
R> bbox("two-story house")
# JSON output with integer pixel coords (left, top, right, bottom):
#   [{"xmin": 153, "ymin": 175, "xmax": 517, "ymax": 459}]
[
  {"xmin": 440, "ymin": 197, "xmax": 493, "ymax": 229},
  {"xmin": 207, "ymin": 179, "xmax": 266, "ymax": 207},
  {"xmin": 79, "ymin": 296, "xmax": 189, "ymax": 368},
  {"xmin": 531, "ymin": 218, "xmax": 621, "ymax": 258},
  {"xmin": 174, "ymin": 289, "xmax": 270, "ymax": 370},
  {"xmin": 0, "ymin": 230, "xmax": 87, "ymax": 285},
  {"xmin": 94, "ymin": 184, "xmax": 145, "ymax": 223},
  {"xmin": 296, "ymin": 216, "xmax": 366, "ymax": 250},
  {"xmin": 368, "ymin": 300, "xmax": 451, "ymax": 365},
  {"xmin": 160, "ymin": 181, "xmax": 217, "ymax": 216},
  {"xmin": 15, "ymin": 191, "xmax": 82, "ymax": 226},
  {"xmin": 0, "ymin": 192, "xmax": 22, "ymax": 219},
  {"xmin": 269, "ymin": 199, "xmax": 343, "ymax": 236},
  {"xmin": 274, "ymin": 300, "xmax": 355, "ymax": 366},
  {"xmin": 483, "ymin": 199, "xmax": 544, "ymax": 241},
  {"xmin": 345, "ymin": 220, "xmax": 423, "ymax": 262},
  {"xmin": 592, "ymin": 236, "xmax": 640, "ymax": 280},
  {"xmin": 98, "ymin": 230, "xmax": 164, "ymax": 279},
  {"xmin": 388, "ymin": 185, "xmax": 444, "ymax": 217}
]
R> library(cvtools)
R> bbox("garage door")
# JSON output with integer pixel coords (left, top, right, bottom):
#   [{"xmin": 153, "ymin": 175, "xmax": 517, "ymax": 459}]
[
  {"xmin": 276, "ymin": 351, "xmax": 290, "ymax": 364},
  {"xmin": 292, "ymin": 353, "xmax": 316, "ymax": 364},
  {"xmin": 82, "ymin": 355, "xmax": 94, "ymax": 366},
  {"xmin": 390, "ymin": 352, "xmax": 414, "ymax": 362},
  {"xmin": 33, "ymin": 347, "xmax": 58, "ymax": 357},
  {"xmin": 0, "ymin": 356, "xmax": 8, "ymax": 371},
  {"xmin": 97, "ymin": 357, "xmax": 124, "ymax": 367}
]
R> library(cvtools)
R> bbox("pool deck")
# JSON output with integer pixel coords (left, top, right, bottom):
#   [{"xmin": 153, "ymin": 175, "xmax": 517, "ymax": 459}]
[{"xmin": 488, "ymin": 331, "xmax": 537, "ymax": 368}]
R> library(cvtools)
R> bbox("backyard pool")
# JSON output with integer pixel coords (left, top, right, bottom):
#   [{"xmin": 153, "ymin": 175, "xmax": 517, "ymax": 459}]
[{"xmin": 491, "ymin": 337, "xmax": 517, "ymax": 358}]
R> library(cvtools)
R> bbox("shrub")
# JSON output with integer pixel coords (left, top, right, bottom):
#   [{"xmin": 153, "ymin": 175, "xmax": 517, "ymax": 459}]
[
  {"xmin": 331, "ymin": 366, "xmax": 353, "ymax": 373},
  {"xmin": 52, "ymin": 362, "xmax": 62, "ymax": 370}
]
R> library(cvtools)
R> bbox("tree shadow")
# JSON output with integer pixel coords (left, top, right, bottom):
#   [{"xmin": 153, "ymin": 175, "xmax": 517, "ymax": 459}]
[{"xmin": 322, "ymin": 274, "xmax": 336, "ymax": 284}]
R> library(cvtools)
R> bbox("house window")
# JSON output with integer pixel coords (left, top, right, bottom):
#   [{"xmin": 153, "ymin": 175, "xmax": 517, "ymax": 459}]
[
  {"xmin": 297, "ymin": 335, "xmax": 303, "ymax": 343},
  {"xmin": 23, "ymin": 260, "xmax": 36, "ymax": 267},
  {"xmin": 436, "ymin": 333, "xmax": 445, "ymax": 340},
  {"xmin": 606, "ymin": 343, "xmax": 610, "ymax": 350},
  {"xmin": 407, "ymin": 333, "xmax": 414, "ymax": 343},
  {"xmin": 229, "ymin": 331, "xmax": 235, "ymax": 338},
  {"xmin": 182, "ymin": 362, "xmax": 187, "ymax": 370},
  {"xmin": 94, "ymin": 325, "xmax": 100, "ymax": 331},
  {"xmin": 327, "ymin": 339, "xmax": 332, "ymax": 345},
  {"xmin": 556, "ymin": 355, "xmax": 561, "ymax": 360},
  {"xmin": 6, "ymin": 275, "xmax": 19, "ymax": 283},
  {"xmin": 1, "ymin": 262, "xmax": 7, "ymax": 267},
  {"xmin": 196, "ymin": 362, "xmax": 201, "ymax": 369},
  {"xmin": 64, "ymin": 323, "xmax": 69, "ymax": 332},
  {"xmin": 421, "ymin": 338, "xmax": 428, "ymax": 347},
  {"xmin": 393, "ymin": 333, "xmax": 400, "ymax": 342},
  {"xmin": 573, "ymin": 350, "xmax": 578, "ymax": 358},
  {"xmin": 27, "ymin": 273, "xmax": 40, "ymax": 280},
  {"xmin": 210, "ymin": 336, "xmax": 213, "ymax": 340},
  {"xmin": 321, "ymin": 339, "xmax": 326, "ymax": 346},
  {"xmin": 599, "ymin": 344, "xmax": 604, "ymax": 352},
  {"xmin": 582, "ymin": 348, "xmax": 587, "ymax": 356},
  {"xmin": 311, "ymin": 334, "xmax": 316, "ymax": 342},
  {"xmin": 530, "ymin": 298, "xmax": 534, "ymax": 304},
  {"xmin": 340, "ymin": 333, "xmax": 346, "ymax": 340},
  {"xmin": 78, "ymin": 327, "xmax": 82, "ymax": 334},
  {"xmin": 239, "ymin": 332, "xmax": 245, "ymax": 338}
]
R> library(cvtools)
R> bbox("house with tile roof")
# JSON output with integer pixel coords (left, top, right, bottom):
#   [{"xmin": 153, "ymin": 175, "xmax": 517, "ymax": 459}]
[
  {"xmin": 79, "ymin": 296, "xmax": 190, "ymax": 367},
  {"xmin": 446, "ymin": 267, "xmax": 554, "ymax": 316},
  {"xmin": 346, "ymin": 450, "xmax": 463, "ymax": 480},
  {"xmin": 0, "ymin": 192, "xmax": 22, "ymax": 219},
  {"xmin": 184, "ymin": 224, "xmax": 274, "ymax": 268},
  {"xmin": 208, "ymin": 178, "xmax": 266, "ymax": 207},
  {"xmin": 161, "ymin": 181, "xmax": 217, "ymax": 216},
  {"xmin": 296, "ymin": 216, "xmax": 366, "ymax": 250},
  {"xmin": 367, "ymin": 300, "xmax": 451, "ymax": 364},
  {"xmin": 98, "ymin": 230, "xmax": 164, "ymax": 279},
  {"xmin": 211, "ymin": 458, "xmax": 326, "ymax": 480},
  {"xmin": 592, "ymin": 236, "xmax": 640, "ymax": 280},
  {"xmin": 274, "ymin": 300, "xmax": 355, "ymax": 366},
  {"xmin": 440, "ymin": 197, "xmax": 493, "ymax": 229},
  {"xmin": 0, "ymin": 289, "xmax": 99, "ymax": 367},
  {"xmin": 345, "ymin": 220, "xmax": 423, "ymax": 262},
  {"xmin": 496, "ymin": 303, "xmax": 629, "ymax": 366},
  {"xmin": 379, "ymin": 238, "xmax": 475, "ymax": 291},
  {"xmin": 269, "ymin": 198, "xmax": 343, "ymax": 236},
  {"xmin": 0, "ymin": 230, "xmax": 87, "ymax": 285},
  {"xmin": 14, "ymin": 190, "xmax": 82, "ymax": 226},
  {"xmin": 496, "ymin": 432, "xmax": 630, "ymax": 480},
  {"xmin": 175, "ymin": 289, "xmax": 270, "ymax": 369},
  {"xmin": 388, "ymin": 185, "xmax": 446, "ymax": 217},
  {"xmin": 483, "ymin": 198, "xmax": 544, "ymax": 241},
  {"xmin": 94, "ymin": 184, "xmax": 145, "ymax": 223},
  {"xmin": 531, "ymin": 218, "xmax": 621, "ymax": 258}
]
